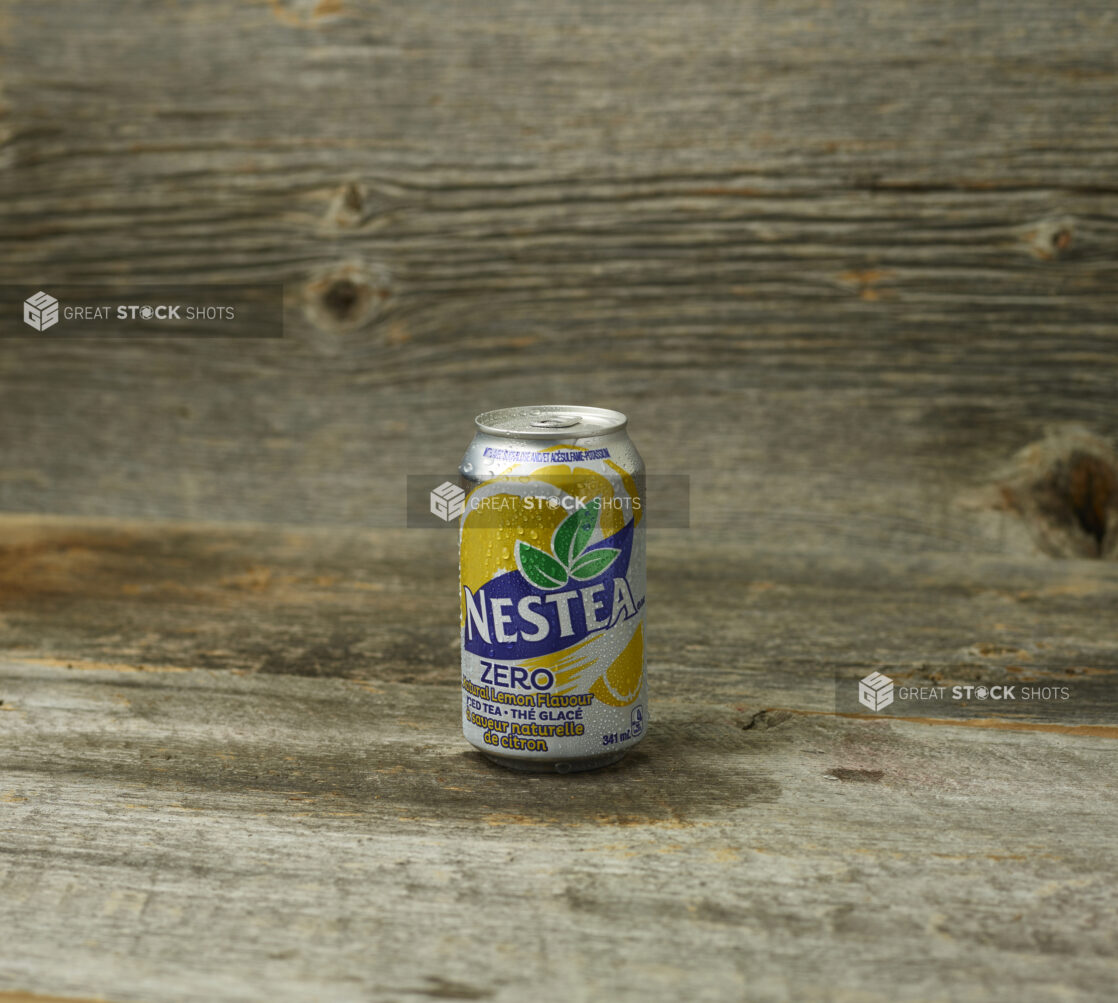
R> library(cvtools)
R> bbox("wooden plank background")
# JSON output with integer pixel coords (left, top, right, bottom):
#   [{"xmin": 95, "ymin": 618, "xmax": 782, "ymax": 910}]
[
  {"xmin": 2, "ymin": 2, "xmax": 1118, "ymax": 1001},
  {"xmin": 0, "ymin": 0, "xmax": 1115, "ymax": 557}
]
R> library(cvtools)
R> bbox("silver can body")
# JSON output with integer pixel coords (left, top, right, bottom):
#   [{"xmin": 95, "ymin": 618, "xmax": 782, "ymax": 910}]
[{"xmin": 458, "ymin": 405, "xmax": 647, "ymax": 773}]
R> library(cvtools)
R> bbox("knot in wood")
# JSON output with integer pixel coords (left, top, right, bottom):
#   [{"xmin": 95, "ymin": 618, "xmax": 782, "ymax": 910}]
[
  {"xmin": 328, "ymin": 182, "xmax": 369, "ymax": 229},
  {"xmin": 998, "ymin": 427, "xmax": 1118, "ymax": 558},
  {"xmin": 1025, "ymin": 217, "xmax": 1075, "ymax": 260},
  {"xmin": 303, "ymin": 262, "xmax": 392, "ymax": 334}
]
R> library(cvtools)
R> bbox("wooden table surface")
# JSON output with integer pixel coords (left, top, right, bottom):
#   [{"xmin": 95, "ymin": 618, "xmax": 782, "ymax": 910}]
[
  {"xmin": 3, "ymin": 0, "xmax": 1118, "ymax": 999},
  {"xmin": 1, "ymin": 515, "xmax": 1116, "ymax": 1001}
]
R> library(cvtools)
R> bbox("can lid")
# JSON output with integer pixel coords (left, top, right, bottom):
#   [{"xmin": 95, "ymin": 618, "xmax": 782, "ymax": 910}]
[{"xmin": 475, "ymin": 404, "xmax": 628, "ymax": 439}]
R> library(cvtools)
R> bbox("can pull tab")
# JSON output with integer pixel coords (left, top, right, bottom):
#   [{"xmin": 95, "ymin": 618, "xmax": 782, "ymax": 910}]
[{"xmin": 529, "ymin": 415, "xmax": 581, "ymax": 429}]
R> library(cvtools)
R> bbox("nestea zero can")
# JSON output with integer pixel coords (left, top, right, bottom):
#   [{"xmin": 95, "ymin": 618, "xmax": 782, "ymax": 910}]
[{"xmin": 458, "ymin": 405, "xmax": 647, "ymax": 772}]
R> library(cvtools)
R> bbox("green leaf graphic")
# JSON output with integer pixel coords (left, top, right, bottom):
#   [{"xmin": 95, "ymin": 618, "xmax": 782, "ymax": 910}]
[
  {"xmin": 552, "ymin": 508, "xmax": 579, "ymax": 567},
  {"xmin": 571, "ymin": 498, "xmax": 601, "ymax": 560},
  {"xmin": 553, "ymin": 498, "xmax": 601, "ymax": 566},
  {"xmin": 569, "ymin": 547, "xmax": 620, "ymax": 581},
  {"xmin": 517, "ymin": 541, "xmax": 568, "ymax": 589}
]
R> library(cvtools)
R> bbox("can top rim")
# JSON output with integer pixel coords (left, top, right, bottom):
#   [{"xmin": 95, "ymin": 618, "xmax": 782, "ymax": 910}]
[{"xmin": 474, "ymin": 404, "xmax": 628, "ymax": 439}]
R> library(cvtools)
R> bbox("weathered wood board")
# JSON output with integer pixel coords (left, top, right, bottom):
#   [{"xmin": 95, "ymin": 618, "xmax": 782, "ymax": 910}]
[
  {"xmin": 2, "ymin": 658, "xmax": 1116, "ymax": 1002},
  {"xmin": 0, "ymin": 1, "xmax": 1116, "ymax": 554},
  {"xmin": 1, "ymin": 515, "xmax": 1116, "ymax": 722},
  {"xmin": 1, "ymin": 515, "xmax": 1117, "ymax": 1000}
]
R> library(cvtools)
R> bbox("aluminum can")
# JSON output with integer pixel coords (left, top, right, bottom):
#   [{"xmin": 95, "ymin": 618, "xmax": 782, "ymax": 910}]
[{"xmin": 459, "ymin": 405, "xmax": 647, "ymax": 772}]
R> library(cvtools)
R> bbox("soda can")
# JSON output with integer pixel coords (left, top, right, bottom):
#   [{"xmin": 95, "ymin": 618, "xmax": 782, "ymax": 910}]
[{"xmin": 458, "ymin": 405, "xmax": 647, "ymax": 773}]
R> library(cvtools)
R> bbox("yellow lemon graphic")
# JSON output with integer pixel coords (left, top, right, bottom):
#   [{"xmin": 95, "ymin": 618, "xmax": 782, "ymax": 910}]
[
  {"xmin": 460, "ymin": 487, "xmax": 566, "ymax": 596},
  {"xmin": 531, "ymin": 464, "xmax": 629, "ymax": 538},
  {"xmin": 588, "ymin": 624, "xmax": 644, "ymax": 707},
  {"xmin": 517, "ymin": 616, "xmax": 643, "ymax": 705}
]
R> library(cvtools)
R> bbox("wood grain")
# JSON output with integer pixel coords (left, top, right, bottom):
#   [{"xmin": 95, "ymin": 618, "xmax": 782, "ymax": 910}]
[
  {"xmin": 1, "ymin": 514, "xmax": 1116, "ymax": 723},
  {"xmin": 2, "ymin": 655, "xmax": 1116, "ymax": 1002},
  {"xmin": 1, "ymin": 515, "xmax": 1115, "ymax": 999},
  {"xmin": 0, "ymin": 994, "xmax": 114, "ymax": 1003},
  {"xmin": 0, "ymin": 1, "xmax": 1116, "ymax": 556}
]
